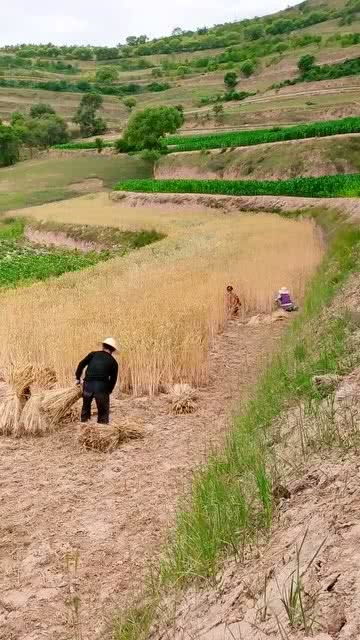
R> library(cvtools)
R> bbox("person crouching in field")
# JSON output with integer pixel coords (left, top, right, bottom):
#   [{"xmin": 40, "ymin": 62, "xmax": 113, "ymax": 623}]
[
  {"xmin": 226, "ymin": 285, "xmax": 241, "ymax": 316},
  {"xmin": 76, "ymin": 337, "xmax": 119, "ymax": 424},
  {"xmin": 276, "ymin": 287, "xmax": 298, "ymax": 312}
]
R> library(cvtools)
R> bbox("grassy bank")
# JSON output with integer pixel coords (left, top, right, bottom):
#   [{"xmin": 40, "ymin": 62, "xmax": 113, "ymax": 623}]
[
  {"xmin": 112, "ymin": 208, "xmax": 360, "ymax": 639},
  {"xmin": 116, "ymin": 174, "xmax": 360, "ymax": 198}
]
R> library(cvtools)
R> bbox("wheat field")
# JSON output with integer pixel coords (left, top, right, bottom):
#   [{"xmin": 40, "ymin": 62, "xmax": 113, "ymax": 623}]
[{"xmin": 2, "ymin": 194, "xmax": 324, "ymax": 394}]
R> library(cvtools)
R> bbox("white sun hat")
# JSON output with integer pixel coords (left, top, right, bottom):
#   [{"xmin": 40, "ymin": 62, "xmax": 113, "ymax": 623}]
[
  {"xmin": 279, "ymin": 287, "xmax": 289, "ymax": 293},
  {"xmin": 103, "ymin": 337, "xmax": 118, "ymax": 351}
]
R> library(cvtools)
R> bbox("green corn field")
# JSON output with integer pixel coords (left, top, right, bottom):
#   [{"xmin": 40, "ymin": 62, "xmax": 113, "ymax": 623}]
[
  {"xmin": 115, "ymin": 174, "xmax": 360, "ymax": 198},
  {"xmin": 166, "ymin": 116, "xmax": 360, "ymax": 152}
]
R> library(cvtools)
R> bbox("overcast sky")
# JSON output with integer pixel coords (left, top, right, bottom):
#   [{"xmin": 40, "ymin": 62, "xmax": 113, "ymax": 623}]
[{"xmin": 2, "ymin": 1, "xmax": 299, "ymax": 46}]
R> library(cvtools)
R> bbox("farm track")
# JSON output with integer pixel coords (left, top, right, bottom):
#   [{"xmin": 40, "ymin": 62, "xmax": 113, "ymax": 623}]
[{"xmin": 0, "ymin": 318, "xmax": 285, "ymax": 640}]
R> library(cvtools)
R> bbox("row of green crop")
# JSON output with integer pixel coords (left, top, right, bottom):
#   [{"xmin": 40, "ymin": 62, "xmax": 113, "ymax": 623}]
[
  {"xmin": 166, "ymin": 116, "xmax": 360, "ymax": 152},
  {"xmin": 53, "ymin": 141, "xmax": 114, "ymax": 150},
  {"xmin": 116, "ymin": 174, "xmax": 360, "ymax": 199}
]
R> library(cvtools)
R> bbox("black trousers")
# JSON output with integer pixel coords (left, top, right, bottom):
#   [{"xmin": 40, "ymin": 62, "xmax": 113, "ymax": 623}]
[{"xmin": 81, "ymin": 381, "xmax": 110, "ymax": 424}]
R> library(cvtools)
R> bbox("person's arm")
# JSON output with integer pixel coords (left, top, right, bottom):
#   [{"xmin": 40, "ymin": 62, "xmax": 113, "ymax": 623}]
[
  {"xmin": 108, "ymin": 360, "xmax": 119, "ymax": 394},
  {"xmin": 75, "ymin": 352, "xmax": 94, "ymax": 382}
]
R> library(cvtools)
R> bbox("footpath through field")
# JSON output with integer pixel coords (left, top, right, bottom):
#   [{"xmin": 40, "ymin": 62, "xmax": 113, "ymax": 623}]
[{"xmin": 0, "ymin": 317, "xmax": 285, "ymax": 640}]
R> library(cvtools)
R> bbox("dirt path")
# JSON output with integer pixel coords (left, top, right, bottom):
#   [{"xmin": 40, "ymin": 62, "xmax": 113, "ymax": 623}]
[{"xmin": 0, "ymin": 319, "xmax": 285, "ymax": 640}]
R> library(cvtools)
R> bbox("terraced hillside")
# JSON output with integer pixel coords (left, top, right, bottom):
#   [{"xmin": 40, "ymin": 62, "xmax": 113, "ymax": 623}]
[{"xmin": 0, "ymin": 0, "xmax": 359, "ymax": 133}]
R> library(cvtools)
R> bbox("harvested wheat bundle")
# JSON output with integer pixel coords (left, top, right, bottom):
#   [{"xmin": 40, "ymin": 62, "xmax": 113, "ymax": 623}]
[
  {"xmin": 0, "ymin": 364, "xmax": 35, "ymax": 436},
  {"xmin": 61, "ymin": 404, "xmax": 81, "ymax": 425},
  {"xmin": 0, "ymin": 391, "xmax": 21, "ymax": 436},
  {"xmin": 78, "ymin": 423, "xmax": 144, "ymax": 453},
  {"xmin": 171, "ymin": 384, "xmax": 197, "ymax": 415},
  {"xmin": 8, "ymin": 364, "xmax": 34, "ymax": 401},
  {"xmin": 172, "ymin": 393, "xmax": 197, "ymax": 415},
  {"xmin": 20, "ymin": 393, "xmax": 50, "ymax": 437},
  {"xmin": 41, "ymin": 385, "xmax": 82, "ymax": 425},
  {"xmin": 32, "ymin": 366, "xmax": 57, "ymax": 391}
]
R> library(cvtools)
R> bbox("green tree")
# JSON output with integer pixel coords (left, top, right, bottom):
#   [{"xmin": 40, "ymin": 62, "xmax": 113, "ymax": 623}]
[
  {"xmin": 224, "ymin": 71, "xmax": 238, "ymax": 91},
  {"xmin": 244, "ymin": 25, "xmax": 265, "ymax": 41},
  {"xmin": 73, "ymin": 93, "xmax": 107, "ymax": 137},
  {"xmin": 30, "ymin": 103, "xmax": 56, "ymax": 118},
  {"xmin": 73, "ymin": 47, "xmax": 93, "ymax": 60},
  {"xmin": 298, "ymin": 54, "xmax": 316, "ymax": 74},
  {"xmin": 95, "ymin": 66, "xmax": 118, "ymax": 83},
  {"xmin": 10, "ymin": 111, "xmax": 26, "ymax": 126},
  {"xmin": 176, "ymin": 64, "xmax": 189, "ymax": 78},
  {"xmin": 123, "ymin": 106, "xmax": 183, "ymax": 150},
  {"xmin": 123, "ymin": 97, "xmax": 137, "ymax": 111},
  {"xmin": 79, "ymin": 93, "xmax": 103, "ymax": 110},
  {"xmin": 240, "ymin": 59, "xmax": 256, "ymax": 77},
  {"xmin": 0, "ymin": 124, "xmax": 20, "ymax": 166},
  {"xmin": 26, "ymin": 115, "xmax": 70, "ymax": 149},
  {"xmin": 212, "ymin": 103, "xmax": 224, "ymax": 124}
]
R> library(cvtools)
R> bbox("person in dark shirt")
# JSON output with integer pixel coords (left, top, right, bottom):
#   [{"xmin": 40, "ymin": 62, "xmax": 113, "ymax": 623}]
[{"xmin": 76, "ymin": 337, "xmax": 119, "ymax": 424}]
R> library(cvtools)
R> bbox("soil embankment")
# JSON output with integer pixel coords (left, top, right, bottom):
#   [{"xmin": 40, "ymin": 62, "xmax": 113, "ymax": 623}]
[
  {"xmin": 156, "ymin": 135, "xmax": 360, "ymax": 182},
  {"xmin": 111, "ymin": 190, "xmax": 360, "ymax": 221}
]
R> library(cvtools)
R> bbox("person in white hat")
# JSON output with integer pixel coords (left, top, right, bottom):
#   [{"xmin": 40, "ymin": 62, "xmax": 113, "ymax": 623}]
[
  {"xmin": 275, "ymin": 287, "xmax": 297, "ymax": 312},
  {"xmin": 75, "ymin": 338, "xmax": 119, "ymax": 424}
]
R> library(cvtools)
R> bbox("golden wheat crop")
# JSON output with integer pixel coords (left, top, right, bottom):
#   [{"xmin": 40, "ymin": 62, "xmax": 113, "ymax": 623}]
[{"xmin": 2, "ymin": 194, "xmax": 324, "ymax": 394}]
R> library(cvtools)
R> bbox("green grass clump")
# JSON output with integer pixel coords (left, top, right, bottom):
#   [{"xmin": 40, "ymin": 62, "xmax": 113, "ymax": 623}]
[
  {"xmin": 166, "ymin": 117, "xmax": 360, "ymax": 152},
  {"xmin": 116, "ymin": 174, "xmax": 360, "ymax": 198}
]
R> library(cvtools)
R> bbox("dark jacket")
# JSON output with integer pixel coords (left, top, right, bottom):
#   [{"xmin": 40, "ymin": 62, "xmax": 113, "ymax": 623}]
[{"xmin": 76, "ymin": 351, "xmax": 118, "ymax": 394}]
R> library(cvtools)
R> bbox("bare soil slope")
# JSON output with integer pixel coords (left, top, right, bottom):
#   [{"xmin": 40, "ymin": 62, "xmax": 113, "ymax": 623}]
[{"xmin": 156, "ymin": 135, "xmax": 360, "ymax": 181}]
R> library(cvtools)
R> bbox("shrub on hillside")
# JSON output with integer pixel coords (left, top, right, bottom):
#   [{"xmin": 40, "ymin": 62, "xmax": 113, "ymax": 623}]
[
  {"xmin": 298, "ymin": 54, "xmax": 315, "ymax": 74},
  {"xmin": 0, "ymin": 124, "xmax": 20, "ymax": 167}
]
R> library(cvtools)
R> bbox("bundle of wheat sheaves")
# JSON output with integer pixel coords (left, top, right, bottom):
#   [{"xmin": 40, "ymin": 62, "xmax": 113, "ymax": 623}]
[{"xmin": 0, "ymin": 364, "xmax": 81, "ymax": 437}]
